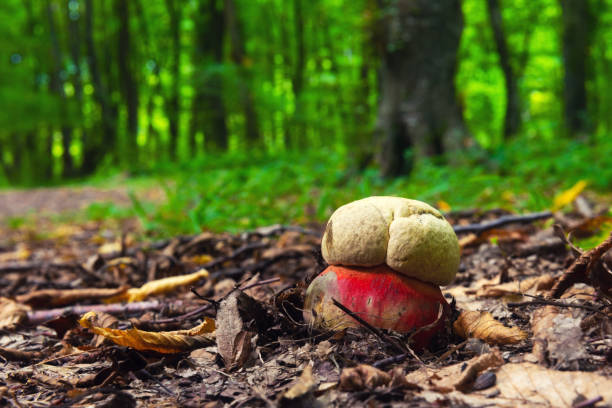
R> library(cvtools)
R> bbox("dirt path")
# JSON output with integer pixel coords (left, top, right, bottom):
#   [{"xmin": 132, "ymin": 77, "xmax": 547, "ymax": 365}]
[{"xmin": 0, "ymin": 186, "xmax": 133, "ymax": 219}]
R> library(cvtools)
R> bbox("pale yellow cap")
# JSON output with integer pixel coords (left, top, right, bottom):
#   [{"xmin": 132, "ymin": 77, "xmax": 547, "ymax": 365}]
[{"xmin": 321, "ymin": 196, "xmax": 459, "ymax": 285}]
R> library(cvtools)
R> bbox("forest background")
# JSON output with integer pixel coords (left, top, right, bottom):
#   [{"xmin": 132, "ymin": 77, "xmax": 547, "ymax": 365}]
[{"xmin": 0, "ymin": 0, "xmax": 610, "ymax": 236}]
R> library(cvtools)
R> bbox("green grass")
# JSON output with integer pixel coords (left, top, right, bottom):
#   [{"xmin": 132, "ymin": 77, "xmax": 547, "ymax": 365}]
[
  {"xmin": 123, "ymin": 136, "xmax": 611, "ymax": 237},
  {"xmin": 3, "ymin": 136, "xmax": 610, "ymax": 239}
]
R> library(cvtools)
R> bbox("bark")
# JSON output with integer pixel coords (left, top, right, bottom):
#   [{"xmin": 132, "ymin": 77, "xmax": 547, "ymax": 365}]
[
  {"xmin": 164, "ymin": 0, "xmax": 181, "ymax": 159},
  {"xmin": 190, "ymin": 0, "xmax": 228, "ymax": 152},
  {"xmin": 225, "ymin": 0, "xmax": 260, "ymax": 147},
  {"xmin": 83, "ymin": 0, "xmax": 117, "ymax": 173},
  {"xmin": 376, "ymin": 0, "xmax": 468, "ymax": 178},
  {"xmin": 559, "ymin": 0, "xmax": 595, "ymax": 137},
  {"xmin": 486, "ymin": 0, "xmax": 521, "ymax": 139},
  {"xmin": 115, "ymin": 0, "xmax": 139, "ymax": 162},
  {"xmin": 46, "ymin": 0, "xmax": 74, "ymax": 178}
]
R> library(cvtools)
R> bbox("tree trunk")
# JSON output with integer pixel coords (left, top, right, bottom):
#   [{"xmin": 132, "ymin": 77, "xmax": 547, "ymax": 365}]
[
  {"xmin": 376, "ymin": 0, "xmax": 468, "ymax": 178},
  {"xmin": 66, "ymin": 0, "xmax": 86, "ymax": 171},
  {"xmin": 115, "ymin": 0, "xmax": 139, "ymax": 163},
  {"xmin": 225, "ymin": 0, "xmax": 260, "ymax": 147},
  {"xmin": 83, "ymin": 0, "xmax": 117, "ymax": 173},
  {"xmin": 190, "ymin": 0, "xmax": 228, "ymax": 152},
  {"xmin": 164, "ymin": 0, "xmax": 181, "ymax": 160},
  {"xmin": 486, "ymin": 0, "xmax": 521, "ymax": 139},
  {"xmin": 559, "ymin": 0, "xmax": 595, "ymax": 137},
  {"xmin": 46, "ymin": 0, "xmax": 74, "ymax": 178}
]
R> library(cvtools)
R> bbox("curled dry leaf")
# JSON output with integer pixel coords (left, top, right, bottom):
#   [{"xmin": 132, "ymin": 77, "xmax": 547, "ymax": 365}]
[
  {"xmin": 16, "ymin": 287, "xmax": 128, "ymax": 309},
  {"xmin": 405, "ymin": 351, "xmax": 503, "ymax": 393},
  {"xmin": 339, "ymin": 364, "xmax": 391, "ymax": 392},
  {"xmin": 215, "ymin": 291, "xmax": 253, "ymax": 369},
  {"xmin": 0, "ymin": 297, "xmax": 30, "ymax": 330},
  {"xmin": 106, "ymin": 269, "xmax": 209, "ymax": 303},
  {"xmin": 454, "ymin": 311, "xmax": 527, "ymax": 345},
  {"xmin": 476, "ymin": 274, "xmax": 555, "ymax": 299},
  {"xmin": 79, "ymin": 311, "xmax": 215, "ymax": 353}
]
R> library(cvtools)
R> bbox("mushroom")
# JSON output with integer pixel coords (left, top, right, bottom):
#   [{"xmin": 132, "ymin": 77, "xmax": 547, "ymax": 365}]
[{"xmin": 304, "ymin": 196, "xmax": 460, "ymax": 348}]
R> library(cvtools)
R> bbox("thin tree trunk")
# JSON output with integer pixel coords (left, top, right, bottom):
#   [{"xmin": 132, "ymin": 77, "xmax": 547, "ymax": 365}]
[
  {"xmin": 291, "ymin": 0, "xmax": 305, "ymax": 145},
  {"xmin": 83, "ymin": 0, "xmax": 116, "ymax": 173},
  {"xmin": 46, "ymin": 0, "xmax": 74, "ymax": 178},
  {"xmin": 115, "ymin": 0, "xmax": 139, "ymax": 163},
  {"xmin": 225, "ymin": 0, "xmax": 260, "ymax": 147},
  {"xmin": 164, "ymin": 0, "xmax": 181, "ymax": 160},
  {"xmin": 66, "ymin": 0, "xmax": 86, "ymax": 172},
  {"xmin": 376, "ymin": 0, "xmax": 468, "ymax": 178},
  {"xmin": 559, "ymin": 0, "xmax": 595, "ymax": 137},
  {"xmin": 486, "ymin": 0, "xmax": 521, "ymax": 139},
  {"xmin": 190, "ymin": 0, "xmax": 228, "ymax": 152}
]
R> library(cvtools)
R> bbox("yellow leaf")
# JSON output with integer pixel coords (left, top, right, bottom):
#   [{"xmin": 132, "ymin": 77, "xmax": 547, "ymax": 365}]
[
  {"xmin": 437, "ymin": 200, "xmax": 451, "ymax": 212},
  {"xmin": 453, "ymin": 311, "xmax": 527, "ymax": 345},
  {"xmin": 552, "ymin": 180, "xmax": 588, "ymax": 211},
  {"xmin": 79, "ymin": 311, "xmax": 215, "ymax": 353},
  {"xmin": 107, "ymin": 269, "xmax": 209, "ymax": 303},
  {"xmin": 188, "ymin": 254, "xmax": 213, "ymax": 265}
]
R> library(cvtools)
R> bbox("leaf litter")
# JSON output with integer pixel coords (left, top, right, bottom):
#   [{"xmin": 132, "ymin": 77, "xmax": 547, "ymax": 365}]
[{"xmin": 0, "ymin": 199, "xmax": 611, "ymax": 407}]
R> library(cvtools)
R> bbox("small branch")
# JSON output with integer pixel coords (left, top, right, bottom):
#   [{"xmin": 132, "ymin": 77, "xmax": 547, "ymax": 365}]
[
  {"xmin": 507, "ymin": 299, "xmax": 603, "ymax": 314},
  {"xmin": 27, "ymin": 300, "xmax": 190, "ymax": 325},
  {"xmin": 453, "ymin": 211, "xmax": 552, "ymax": 235}
]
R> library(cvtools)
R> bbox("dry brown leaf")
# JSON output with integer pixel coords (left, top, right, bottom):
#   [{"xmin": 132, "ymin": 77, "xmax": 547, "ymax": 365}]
[
  {"xmin": 454, "ymin": 311, "xmax": 527, "ymax": 345},
  {"xmin": 339, "ymin": 364, "xmax": 391, "ymax": 391},
  {"xmin": 530, "ymin": 305, "xmax": 587, "ymax": 368},
  {"xmin": 78, "ymin": 311, "xmax": 215, "ymax": 353},
  {"xmin": 476, "ymin": 274, "xmax": 555, "ymax": 299},
  {"xmin": 405, "ymin": 351, "xmax": 503, "ymax": 393},
  {"xmin": 279, "ymin": 364, "xmax": 316, "ymax": 407},
  {"xmin": 0, "ymin": 297, "xmax": 30, "ymax": 330},
  {"xmin": 496, "ymin": 363, "xmax": 612, "ymax": 407},
  {"xmin": 16, "ymin": 287, "xmax": 127, "ymax": 309},
  {"xmin": 216, "ymin": 291, "xmax": 251, "ymax": 369},
  {"xmin": 106, "ymin": 268, "xmax": 209, "ymax": 303}
]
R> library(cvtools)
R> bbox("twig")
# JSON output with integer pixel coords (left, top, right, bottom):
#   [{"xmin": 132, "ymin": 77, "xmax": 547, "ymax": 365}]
[
  {"xmin": 27, "ymin": 300, "xmax": 190, "ymax": 325},
  {"xmin": 240, "ymin": 277, "xmax": 280, "ymax": 291},
  {"xmin": 453, "ymin": 211, "xmax": 553, "ymax": 235},
  {"xmin": 371, "ymin": 353, "xmax": 409, "ymax": 368},
  {"xmin": 573, "ymin": 396, "xmax": 603, "ymax": 408},
  {"xmin": 507, "ymin": 299, "xmax": 603, "ymax": 314},
  {"xmin": 331, "ymin": 298, "xmax": 407, "ymax": 355},
  {"xmin": 549, "ymin": 231, "xmax": 612, "ymax": 298}
]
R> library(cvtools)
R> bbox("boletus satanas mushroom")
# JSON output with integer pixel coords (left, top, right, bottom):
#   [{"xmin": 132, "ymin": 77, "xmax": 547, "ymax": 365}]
[{"xmin": 303, "ymin": 196, "xmax": 460, "ymax": 348}]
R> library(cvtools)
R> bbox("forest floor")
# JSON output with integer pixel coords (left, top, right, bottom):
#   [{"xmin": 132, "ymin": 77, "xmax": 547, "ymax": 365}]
[{"xmin": 0, "ymin": 193, "xmax": 611, "ymax": 407}]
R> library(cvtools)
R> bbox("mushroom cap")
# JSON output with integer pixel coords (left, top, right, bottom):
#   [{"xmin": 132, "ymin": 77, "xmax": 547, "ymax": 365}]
[{"xmin": 321, "ymin": 196, "xmax": 459, "ymax": 286}]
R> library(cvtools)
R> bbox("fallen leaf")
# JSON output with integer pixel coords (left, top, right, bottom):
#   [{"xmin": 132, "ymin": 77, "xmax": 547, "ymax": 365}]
[
  {"xmin": 552, "ymin": 180, "xmax": 587, "ymax": 211},
  {"xmin": 279, "ymin": 364, "xmax": 317, "ymax": 407},
  {"xmin": 16, "ymin": 287, "xmax": 127, "ymax": 309},
  {"xmin": 107, "ymin": 268, "xmax": 209, "ymax": 303},
  {"xmin": 530, "ymin": 305, "xmax": 588, "ymax": 368},
  {"xmin": 216, "ymin": 291, "xmax": 250, "ymax": 369},
  {"xmin": 405, "ymin": 351, "xmax": 503, "ymax": 393},
  {"xmin": 496, "ymin": 363, "xmax": 612, "ymax": 407},
  {"xmin": 454, "ymin": 311, "xmax": 527, "ymax": 345},
  {"xmin": 0, "ymin": 297, "xmax": 30, "ymax": 329},
  {"xmin": 339, "ymin": 364, "xmax": 391, "ymax": 391},
  {"xmin": 476, "ymin": 274, "xmax": 555, "ymax": 299},
  {"xmin": 78, "ymin": 311, "xmax": 215, "ymax": 353}
]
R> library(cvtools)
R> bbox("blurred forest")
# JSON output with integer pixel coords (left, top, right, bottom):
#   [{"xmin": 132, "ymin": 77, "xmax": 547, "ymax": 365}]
[{"xmin": 0, "ymin": 0, "xmax": 610, "ymax": 185}]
